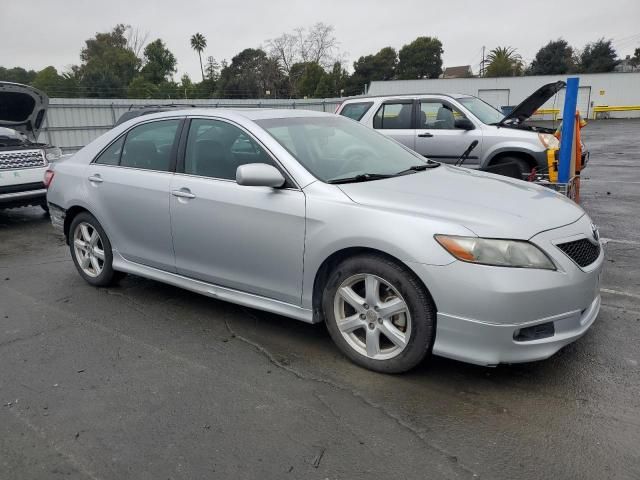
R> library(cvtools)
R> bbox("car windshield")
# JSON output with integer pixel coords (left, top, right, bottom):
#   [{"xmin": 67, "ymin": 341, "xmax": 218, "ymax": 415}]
[
  {"xmin": 458, "ymin": 96, "xmax": 505, "ymax": 124},
  {"xmin": 255, "ymin": 116, "xmax": 427, "ymax": 183}
]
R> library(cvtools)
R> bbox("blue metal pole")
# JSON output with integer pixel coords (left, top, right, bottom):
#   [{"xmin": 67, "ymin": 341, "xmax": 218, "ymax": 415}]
[{"xmin": 558, "ymin": 77, "xmax": 579, "ymax": 183}]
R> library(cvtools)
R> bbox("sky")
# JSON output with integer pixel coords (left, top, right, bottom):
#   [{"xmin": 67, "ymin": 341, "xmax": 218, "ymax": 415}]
[{"xmin": 2, "ymin": 0, "xmax": 639, "ymax": 80}]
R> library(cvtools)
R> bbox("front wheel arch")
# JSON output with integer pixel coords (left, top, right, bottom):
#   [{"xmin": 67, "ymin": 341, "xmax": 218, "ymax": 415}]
[{"xmin": 311, "ymin": 247, "xmax": 437, "ymax": 323}]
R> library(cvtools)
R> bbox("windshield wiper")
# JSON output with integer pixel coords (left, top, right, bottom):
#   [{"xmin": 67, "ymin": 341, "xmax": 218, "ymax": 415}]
[
  {"xmin": 327, "ymin": 173, "xmax": 396, "ymax": 184},
  {"xmin": 395, "ymin": 162, "xmax": 441, "ymax": 175}
]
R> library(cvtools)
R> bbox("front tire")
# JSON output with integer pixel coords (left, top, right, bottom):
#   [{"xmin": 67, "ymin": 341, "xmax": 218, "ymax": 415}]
[
  {"xmin": 69, "ymin": 212, "xmax": 122, "ymax": 287},
  {"xmin": 322, "ymin": 254, "xmax": 435, "ymax": 373}
]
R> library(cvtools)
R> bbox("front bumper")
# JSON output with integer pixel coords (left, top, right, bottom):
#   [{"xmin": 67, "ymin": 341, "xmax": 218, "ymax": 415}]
[
  {"xmin": 410, "ymin": 215, "xmax": 604, "ymax": 366},
  {"xmin": 0, "ymin": 182, "xmax": 47, "ymax": 209}
]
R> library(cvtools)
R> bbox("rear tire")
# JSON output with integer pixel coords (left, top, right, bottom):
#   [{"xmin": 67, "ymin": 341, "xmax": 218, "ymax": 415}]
[
  {"xmin": 69, "ymin": 212, "xmax": 123, "ymax": 287},
  {"xmin": 322, "ymin": 254, "xmax": 435, "ymax": 373}
]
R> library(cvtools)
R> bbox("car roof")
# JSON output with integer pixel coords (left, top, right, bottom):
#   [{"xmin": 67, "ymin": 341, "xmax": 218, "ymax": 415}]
[
  {"xmin": 122, "ymin": 107, "xmax": 332, "ymax": 125},
  {"xmin": 341, "ymin": 93, "xmax": 471, "ymax": 103}
]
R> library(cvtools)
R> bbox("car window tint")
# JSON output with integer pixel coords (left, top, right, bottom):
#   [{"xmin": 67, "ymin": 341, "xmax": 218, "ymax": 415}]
[
  {"xmin": 339, "ymin": 102, "xmax": 373, "ymax": 121},
  {"xmin": 95, "ymin": 136, "xmax": 125, "ymax": 166},
  {"xmin": 373, "ymin": 103, "xmax": 413, "ymax": 129},
  {"xmin": 183, "ymin": 119, "xmax": 275, "ymax": 180},
  {"xmin": 120, "ymin": 119, "xmax": 180, "ymax": 171},
  {"xmin": 419, "ymin": 101, "xmax": 466, "ymax": 130}
]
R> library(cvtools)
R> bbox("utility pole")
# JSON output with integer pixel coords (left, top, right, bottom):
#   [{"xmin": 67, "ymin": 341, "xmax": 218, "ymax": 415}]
[{"xmin": 481, "ymin": 46, "xmax": 486, "ymax": 77}]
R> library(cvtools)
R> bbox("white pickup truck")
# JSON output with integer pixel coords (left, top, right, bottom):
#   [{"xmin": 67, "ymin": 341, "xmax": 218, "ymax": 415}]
[{"xmin": 0, "ymin": 82, "xmax": 61, "ymax": 211}]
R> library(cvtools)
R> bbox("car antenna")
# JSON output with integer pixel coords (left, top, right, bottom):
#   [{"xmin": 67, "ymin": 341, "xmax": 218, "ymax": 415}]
[{"xmin": 455, "ymin": 140, "xmax": 479, "ymax": 167}]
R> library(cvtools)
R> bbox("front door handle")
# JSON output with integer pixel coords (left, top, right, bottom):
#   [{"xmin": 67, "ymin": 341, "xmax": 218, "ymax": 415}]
[
  {"xmin": 88, "ymin": 174, "xmax": 103, "ymax": 183},
  {"xmin": 171, "ymin": 189, "xmax": 196, "ymax": 199},
  {"xmin": 417, "ymin": 132, "xmax": 434, "ymax": 138}
]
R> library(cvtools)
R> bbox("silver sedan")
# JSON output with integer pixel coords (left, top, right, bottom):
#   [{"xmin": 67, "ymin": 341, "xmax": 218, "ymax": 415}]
[{"xmin": 46, "ymin": 109, "xmax": 603, "ymax": 373}]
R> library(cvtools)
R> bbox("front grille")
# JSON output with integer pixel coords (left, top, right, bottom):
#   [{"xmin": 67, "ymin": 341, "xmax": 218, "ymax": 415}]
[
  {"xmin": 0, "ymin": 149, "xmax": 46, "ymax": 170},
  {"xmin": 556, "ymin": 238, "xmax": 600, "ymax": 267}
]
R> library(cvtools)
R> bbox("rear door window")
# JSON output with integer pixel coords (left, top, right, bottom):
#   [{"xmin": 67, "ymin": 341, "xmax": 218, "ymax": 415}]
[
  {"xmin": 95, "ymin": 136, "xmax": 125, "ymax": 166},
  {"xmin": 339, "ymin": 102, "xmax": 373, "ymax": 121},
  {"xmin": 373, "ymin": 102, "xmax": 414, "ymax": 129},
  {"xmin": 120, "ymin": 119, "xmax": 181, "ymax": 172}
]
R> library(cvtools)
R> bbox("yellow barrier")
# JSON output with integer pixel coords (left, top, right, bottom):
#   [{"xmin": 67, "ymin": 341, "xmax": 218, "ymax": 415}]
[
  {"xmin": 592, "ymin": 105, "xmax": 640, "ymax": 119},
  {"xmin": 532, "ymin": 108, "xmax": 561, "ymax": 120}
]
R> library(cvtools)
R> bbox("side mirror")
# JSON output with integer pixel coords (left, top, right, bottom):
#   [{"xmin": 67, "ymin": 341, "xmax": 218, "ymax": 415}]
[
  {"xmin": 236, "ymin": 163, "xmax": 285, "ymax": 188},
  {"xmin": 455, "ymin": 118, "xmax": 475, "ymax": 130}
]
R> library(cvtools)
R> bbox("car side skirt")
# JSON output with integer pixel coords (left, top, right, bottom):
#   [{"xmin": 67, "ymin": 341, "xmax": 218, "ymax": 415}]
[{"xmin": 112, "ymin": 252, "xmax": 315, "ymax": 324}]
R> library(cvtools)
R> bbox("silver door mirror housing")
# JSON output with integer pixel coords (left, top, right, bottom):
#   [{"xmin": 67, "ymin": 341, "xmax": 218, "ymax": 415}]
[{"xmin": 236, "ymin": 163, "xmax": 286, "ymax": 188}]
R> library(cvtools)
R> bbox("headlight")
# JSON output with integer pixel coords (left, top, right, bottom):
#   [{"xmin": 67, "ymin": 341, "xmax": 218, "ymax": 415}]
[
  {"xmin": 44, "ymin": 147, "xmax": 62, "ymax": 162},
  {"xmin": 538, "ymin": 133, "xmax": 559, "ymax": 150},
  {"xmin": 435, "ymin": 235, "xmax": 556, "ymax": 270}
]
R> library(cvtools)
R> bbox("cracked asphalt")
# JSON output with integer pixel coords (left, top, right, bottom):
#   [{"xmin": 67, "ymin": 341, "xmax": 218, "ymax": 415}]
[{"xmin": 1, "ymin": 119, "xmax": 639, "ymax": 480}]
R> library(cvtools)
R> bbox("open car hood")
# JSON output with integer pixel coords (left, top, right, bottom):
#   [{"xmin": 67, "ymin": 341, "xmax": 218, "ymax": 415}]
[
  {"xmin": 0, "ymin": 82, "xmax": 49, "ymax": 142},
  {"xmin": 498, "ymin": 81, "xmax": 565, "ymax": 127}
]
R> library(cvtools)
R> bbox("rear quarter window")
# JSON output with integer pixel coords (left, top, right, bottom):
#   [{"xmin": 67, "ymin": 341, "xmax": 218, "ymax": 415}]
[{"xmin": 339, "ymin": 102, "xmax": 373, "ymax": 121}]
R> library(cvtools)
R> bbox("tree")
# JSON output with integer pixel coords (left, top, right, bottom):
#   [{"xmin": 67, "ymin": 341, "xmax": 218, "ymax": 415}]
[
  {"xmin": 127, "ymin": 76, "xmax": 158, "ymax": 98},
  {"xmin": 141, "ymin": 39, "xmax": 177, "ymax": 84},
  {"xmin": 78, "ymin": 24, "xmax": 140, "ymax": 97},
  {"xmin": 485, "ymin": 46, "xmax": 524, "ymax": 77},
  {"xmin": 266, "ymin": 23, "xmax": 341, "ymax": 96},
  {"xmin": 328, "ymin": 61, "xmax": 349, "ymax": 97},
  {"xmin": 190, "ymin": 33, "xmax": 207, "ymax": 82},
  {"xmin": 125, "ymin": 25, "xmax": 149, "ymax": 57},
  {"xmin": 31, "ymin": 66, "xmax": 65, "ymax": 95},
  {"xmin": 579, "ymin": 39, "xmax": 618, "ymax": 73},
  {"xmin": 396, "ymin": 37, "xmax": 443, "ymax": 80},
  {"xmin": 348, "ymin": 46, "xmax": 398, "ymax": 93},
  {"xmin": 631, "ymin": 47, "xmax": 640, "ymax": 68},
  {"xmin": 527, "ymin": 39, "xmax": 575, "ymax": 75},
  {"xmin": 215, "ymin": 48, "xmax": 282, "ymax": 98},
  {"xmin": 0, "ymin": 66, "xmax": 37, "ymax": 84},
  {"xmin": 292, "ymin": 62, "xmax": 326, "ymax": 97}
]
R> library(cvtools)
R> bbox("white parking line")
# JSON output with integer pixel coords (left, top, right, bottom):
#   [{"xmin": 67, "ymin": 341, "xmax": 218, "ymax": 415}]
[
  {"xmin": 600, "ymin": 288, "xmax": 640, "ymax": 300},
  {"xmin": 600, "ymin": 237, "xmax": 640, "ymax": 246}
]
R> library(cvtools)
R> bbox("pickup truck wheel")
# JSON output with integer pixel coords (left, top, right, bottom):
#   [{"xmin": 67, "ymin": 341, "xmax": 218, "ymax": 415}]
[
  {"xmin": 322, "ymin": 254, "xmax": 435, "ymax": 373},
  {"xmin": 69, "ymin": 212, "xmax": 122, "ymax": 287}
]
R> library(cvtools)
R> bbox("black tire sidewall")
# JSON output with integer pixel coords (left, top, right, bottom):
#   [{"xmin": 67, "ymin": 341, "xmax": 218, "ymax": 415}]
[
  {"xmin": 322, "ymin": 254, "xmax": 435, "ymax": 374},
  {"xmin": 68, "ymin": 212, "xmax": 118, "ymax": 287}
]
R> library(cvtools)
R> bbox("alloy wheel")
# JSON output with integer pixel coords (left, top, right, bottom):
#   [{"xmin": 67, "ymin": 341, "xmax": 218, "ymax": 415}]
[
  {"xmin": 73, "ymin": 222, "xmax": 105, "ymax": 278},
  {"xmin": 333, "ymin": 273, "xmax": 411, "ymax": 360}
]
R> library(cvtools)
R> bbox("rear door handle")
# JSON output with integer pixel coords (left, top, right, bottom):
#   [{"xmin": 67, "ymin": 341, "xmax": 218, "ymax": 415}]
[
  {"xmin": 417, "ymin": 132, "xmax": 434, "ymax": 138},
  {"xmin": 171, "ymin": 189, "xmax": 196, "ymax": 199},
  {"xmin": 88, "ymin": 174, "xmax": 103, "ymax": 183}
]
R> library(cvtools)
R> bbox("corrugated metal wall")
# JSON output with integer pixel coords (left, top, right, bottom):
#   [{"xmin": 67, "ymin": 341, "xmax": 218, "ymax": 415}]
[
  {"xmin": 368, "ymin": 72, "xmax": 640, "ymax": 120},
  {"xmin": 41, "ymin": 97, "xmax": 345, "ymax": 152}
]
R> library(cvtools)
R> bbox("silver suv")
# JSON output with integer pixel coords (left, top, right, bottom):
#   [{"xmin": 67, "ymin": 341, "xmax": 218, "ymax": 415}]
[{"xmin": 337, "ymin": 81, "xmax": 586, "ymax": 177}]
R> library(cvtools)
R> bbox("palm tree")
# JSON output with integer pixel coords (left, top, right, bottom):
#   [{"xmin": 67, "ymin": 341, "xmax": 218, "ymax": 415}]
[
  {"xmin": 190, "ymin": 33, "xmax": 207, "ymax": 82},
  {"xmin": 485, "ymin": 46, "xmax": 524, "ymax": 77}
]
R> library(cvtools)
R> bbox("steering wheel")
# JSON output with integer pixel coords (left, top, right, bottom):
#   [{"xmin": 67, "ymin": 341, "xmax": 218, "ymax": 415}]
[{"xmin": 336, "ymin": 145, "xmax": 377, "ymax": 176}]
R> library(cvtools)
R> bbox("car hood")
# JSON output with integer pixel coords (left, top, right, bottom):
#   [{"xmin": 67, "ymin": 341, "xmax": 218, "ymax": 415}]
[
  {"xmin": 0, "ymin": 82, "xmax": 49, "ymax": 142},
  {"xmin": 337, "ymin": 165, "xmax": 584, "ymax": 239},
  {"xmin": 498, "ymin": 80, "xmax": 565, "ymax": 127}
]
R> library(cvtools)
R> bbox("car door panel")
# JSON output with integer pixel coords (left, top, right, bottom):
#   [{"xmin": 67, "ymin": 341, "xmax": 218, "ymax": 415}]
[
  {"xmin": 87, "ymin": 166, "xmax": 175, "ymax": 271},
  {"xmin": 372, "ymin": 101, "xmax": 416, "ymax": 150},
  {"xmin": 415, "ymin": 100, "xmax": 482, "ymax": 166},
  {"xmin": 87, "ymin": 118, "xmax": 182, "ymax": 272},
  {"xmin": 169, "ymin": 118, "xmax": 306, "ymax": 305}
]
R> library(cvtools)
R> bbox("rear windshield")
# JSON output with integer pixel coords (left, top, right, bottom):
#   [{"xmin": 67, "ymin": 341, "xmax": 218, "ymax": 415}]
[{"xmin": 339, "ymin": 102, "xmax": 373, "ymax": 121}]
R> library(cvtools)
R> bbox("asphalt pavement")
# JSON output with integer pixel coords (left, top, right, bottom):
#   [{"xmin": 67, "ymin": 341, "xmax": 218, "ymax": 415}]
[{"xmin": 1, "ymin": 119, "xmax": 639, "ymax": 479}]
